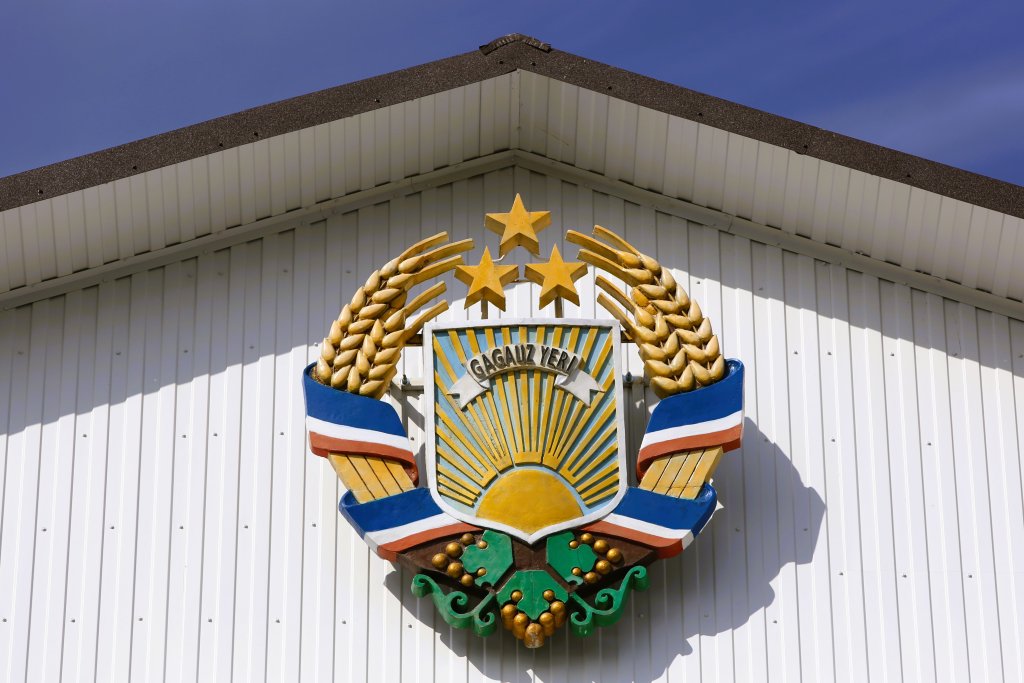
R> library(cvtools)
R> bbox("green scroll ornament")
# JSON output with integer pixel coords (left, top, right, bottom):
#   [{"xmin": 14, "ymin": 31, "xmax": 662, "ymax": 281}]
[
  {"xmin": 568, "ymin": 565, "xmax": 649, "ymax": 637},
  {"xmin": 410, "ymin": 574, "xmax": 498, "ymax": 637}
]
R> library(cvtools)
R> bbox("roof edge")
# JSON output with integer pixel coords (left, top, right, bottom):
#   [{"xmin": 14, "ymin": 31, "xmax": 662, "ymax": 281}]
[
  {"xmin": 2, "ymin": 34, "xmax": 1022, "ymax": 219},
  {"xmin": 0, "ymin": 45, "xmax": 517, "ymax": 212}
]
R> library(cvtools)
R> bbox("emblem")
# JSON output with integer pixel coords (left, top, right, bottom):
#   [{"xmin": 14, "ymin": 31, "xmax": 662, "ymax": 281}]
[{"xmin": 303, "ymin": 195, "xmax": 744, "ymax": 648}]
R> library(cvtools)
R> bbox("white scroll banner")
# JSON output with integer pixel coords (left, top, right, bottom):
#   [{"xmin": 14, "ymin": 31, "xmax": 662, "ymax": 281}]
[{"xmin": 448, "ymin": 343, "xmax": 603, "ymax": 409}]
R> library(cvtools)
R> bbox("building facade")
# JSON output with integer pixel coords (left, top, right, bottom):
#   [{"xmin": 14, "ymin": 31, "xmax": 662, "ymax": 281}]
[{"xmin": 1, "ymin": 34, "xmax": 1023, "ymax": 682}]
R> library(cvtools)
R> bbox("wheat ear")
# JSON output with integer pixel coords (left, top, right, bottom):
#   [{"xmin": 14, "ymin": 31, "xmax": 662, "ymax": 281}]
[
  {"xmin": 313, "ymin": 232, "xmax": 473, "ymax": 399},
  {"xmin": 566, "ymin": 226, "xmax": 725, "ymax": 398}
]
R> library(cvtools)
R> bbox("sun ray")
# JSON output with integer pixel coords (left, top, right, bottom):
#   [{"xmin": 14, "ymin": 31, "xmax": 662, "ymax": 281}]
[
  {"xmin": 495, "ymin": 325, "xmax": 528, "ymax": 458},
  {"xmin": 530, "ymin": 325, "xmax": 545, "ymax": 453},
  {"xmin": 443, "ymin": 331, "xmax": 512, "ymax": 469},
  {"xmin": 436, "ymin": 374, "xmax": 503, "ymax": 481},
  {"xmin": 518, "ymin": 325, "xmax": 535, "ymax": 455},
  {"xmin": 580, "ymin": 473, "xmax": 620, "ymax": 505},
  {"xmin": 437, "ymin": 416, "xmax": 494, "ymax": 481},
  {"xmin": 437, "ymin": 465, "xmax": 481, "ymax": 499},
  {"xmin": 438, "ymin": 482, "xmax": 476, "ymax": 507},
  {"xmin": 435, "ymin": 369, "xmax": 507, "ymax": 473},
  {"xmin": 549, "ymin": 340, "xmax": 615, "ymax": 468},
  {"xmin": 564, "ymin": 424, "xmax": 617, "ymax": 484},
  {"xmin": 540, "ymin": 326, "xmax": 583, "ymax": 466},
  {"xmin": 578, "ymin": 464, "xmax": 619, "ymax": 498},
  {"xmin": 486, "ymin": 327, "xmax": 524, "ymax": 457},
  {"xmin": 560, "ymin": 400, "xmax": 617, "ymax": 477},
  {"xmin": 466, "ymin": 329, "xmax": 518, "ymax": 461},
  {"xmin": 544, "ymin": 325, "xmax": 600, "ymax": 469},
  {"xmin": 434, "ymin": 337, "xmax": 506, "ymax": 466},
  {"xmin": 535, "ymin": 327, "xmax": 565, "ymax": 455}
]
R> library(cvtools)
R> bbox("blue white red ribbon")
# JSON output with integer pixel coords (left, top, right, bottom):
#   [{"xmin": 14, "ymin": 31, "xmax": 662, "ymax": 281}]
[
  {"xmin": 339, "ymin": 488, "xmax": 477, "ymax": 561},
  {"xmin": 585, "ymin": 486, "xmax": 717, "ymax": 558},
  {"xmin": 636, "ymin": 359, "xmax": 744, "ymax": 478},
  {"xmin": 303, "ymin": 365, "xmax": 473, "ymax": 559},
  {"xmin": 303, "ymin": 367, "xmax": 419, "ymax": 484},
  {"xmin": 585, "ymin": 360, "xmax": 744, "ymax": 558}
]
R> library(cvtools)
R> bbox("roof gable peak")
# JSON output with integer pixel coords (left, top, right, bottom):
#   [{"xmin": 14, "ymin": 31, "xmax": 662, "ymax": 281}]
[{"xmin": 479, "ymin": 34, "xmax": 552, "ymax": 56}]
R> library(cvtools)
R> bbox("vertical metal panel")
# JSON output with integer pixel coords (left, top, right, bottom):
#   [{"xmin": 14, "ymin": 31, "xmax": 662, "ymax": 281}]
[{"xmin": 2, "ymin": 167, "xmax": 1023, "ymax": 681}]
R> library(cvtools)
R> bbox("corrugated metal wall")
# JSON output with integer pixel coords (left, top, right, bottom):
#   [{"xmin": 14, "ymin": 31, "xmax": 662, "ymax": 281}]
[{"xmin": 2, "ymin": 167, "xmax": 1023, "ymax": 682}]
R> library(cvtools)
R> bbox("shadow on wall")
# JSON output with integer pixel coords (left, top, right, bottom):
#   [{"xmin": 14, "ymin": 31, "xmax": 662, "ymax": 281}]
[{"xmin": 384, "ymin": 417, "xmax": 825, "ymax": 681}]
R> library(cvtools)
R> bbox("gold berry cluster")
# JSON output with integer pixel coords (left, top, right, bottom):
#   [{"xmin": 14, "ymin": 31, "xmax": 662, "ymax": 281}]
[
  {"xmin": 431, "ymin": 533, "xmax": 487, "ymax": 587},
  {"xmin": 569, "ymin": 532, "xmax": 623, "ymax": 584},
  {"xmin": 500, "ymin": 589, "xmax": 567, "ymax": 648}
]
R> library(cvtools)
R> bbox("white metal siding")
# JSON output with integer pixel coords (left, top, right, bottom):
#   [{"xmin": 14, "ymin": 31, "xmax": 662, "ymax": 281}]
[{"xmin": 2, "ymin": 167, "xmax": 1023, "ymax": 681}]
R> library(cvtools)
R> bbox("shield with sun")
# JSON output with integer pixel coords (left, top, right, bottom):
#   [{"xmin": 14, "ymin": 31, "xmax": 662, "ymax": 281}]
[{"xmin": 424, "ymin": 320, "xmax": 627, "ymax": 544}]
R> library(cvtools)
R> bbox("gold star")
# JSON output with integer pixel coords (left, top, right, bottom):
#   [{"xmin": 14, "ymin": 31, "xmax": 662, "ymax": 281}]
[
  {"xmin": 484, "ymin": 193, "xmax": 552, "ymax": 257},
  {"xmin": 524, "ymin": 245, "xmax": 589, "ymax": 309},
  {"xmin": 455, "ymin": 247, "xmax": 519, "ymax": 310}
]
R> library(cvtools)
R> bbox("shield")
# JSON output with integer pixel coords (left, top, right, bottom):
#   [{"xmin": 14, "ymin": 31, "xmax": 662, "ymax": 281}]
[{"xmin": 424, "ymin": 319, "xmax": 627, "ymax": 544}]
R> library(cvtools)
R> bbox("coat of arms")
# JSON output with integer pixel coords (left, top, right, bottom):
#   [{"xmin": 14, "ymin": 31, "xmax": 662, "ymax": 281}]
[{"xmin": 303, "ymin": 195, "xmax": 744, "ymax": 647}]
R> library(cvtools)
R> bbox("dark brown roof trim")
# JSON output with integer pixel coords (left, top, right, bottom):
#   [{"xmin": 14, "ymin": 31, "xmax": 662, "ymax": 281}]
[
  {"xmin": 2, "ymin": 34, "xmax": 1022, "ymax": 219},
  {"xmin": 480, "ymin": 33, "xmax": 551, "ymax": 55}
]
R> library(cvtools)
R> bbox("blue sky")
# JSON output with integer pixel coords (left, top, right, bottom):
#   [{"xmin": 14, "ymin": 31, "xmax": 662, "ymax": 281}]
[{"xmin": 1, "ymin": 2, "xmax": 1022, "ymax": 185}]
